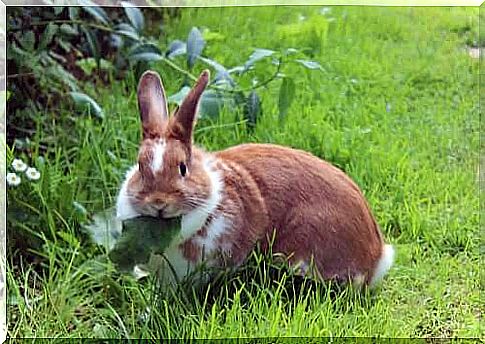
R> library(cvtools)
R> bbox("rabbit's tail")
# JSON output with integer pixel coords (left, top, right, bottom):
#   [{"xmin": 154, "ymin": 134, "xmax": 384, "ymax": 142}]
[{"xmin": 369, "ymin": 244, "xmax": 395, "ymax": 288}]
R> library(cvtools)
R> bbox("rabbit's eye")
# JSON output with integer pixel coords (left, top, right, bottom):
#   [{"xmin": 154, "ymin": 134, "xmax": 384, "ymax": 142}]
[{"xmin": 179, "ymin": 162, "xmax": 187, "ymax": 177}]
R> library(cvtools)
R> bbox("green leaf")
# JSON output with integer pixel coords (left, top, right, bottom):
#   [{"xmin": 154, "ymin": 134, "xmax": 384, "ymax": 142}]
[
  {"xmin": 121, "ymin": 1, "xmax": 144, "ymax": 32},
  {"xmin": 198, "ymin": 56, "xmax": 234, "ymax": 87},
  {"xmin": 76, "ymin": 58, "xmax": 113, "ymax": 75},
  {"xmin": 115, "ymin": 23, "xmax": 140, "ymax": 41},
  {"xmin": 59, "ymin": 23, "xmax": 78, "ymax": 36},
  {"xmin": 38, "ymin": 23, "xmax": 58, "ymax": 51},
  {"xmin": 168, "ymin": 86, "xmax": 234, "ymax": 118},
  {"xmin": 228, "ymin": 66, "xmax": 245, "ymax": 75},
  {"xmin": 109, "ymin": 216, "xmax": 182, "ymax": 272},
  {"xmin": 186, "ymin": 27, "xmax": 205, "ymax": 69},
  {"xmin": 82, "ymin": 27, "xmax": 100, "ymax": 65},
  {"xmin": 243, "ymin": 48, "xmax": 275, "ymax": 72},
  {"xmin": 70, "ymin": 92, "xmax": 104, "ymax": 119},
  {"xmin": 295, "ymin": 59, "xmax": 324, "ymax": 71},
  {"xmin": 72, "ymin": 201, "xmax": 88, "ymax": 219},
  {"xmin": 130, "ymin": 52, "xmax": 163, "ymax": 63},
  {"xmin": 278, "ymin": 77, "xmax": 295, "ymax": 122},
  {"xmin": 79, "ymin": 0, "xmax": 110, "ymax": 24},
  {"xmin": 166, "ymin": 39, "xmax": 186, "ymax": 59},
  {"xmin": 129, "ymin": 42, "xmax": 162, "ymax": 56},
  {"xmin": 58, "ymin": 231, "xmax": 80, "ymax": 247},
  {"xmin": 57, "ymin": 38, "xmax": 72, "ymax": 53},
  {"xmin": 7, "ymin": 44, "xmax": 30, "ymax": 61},
  {"xmin": 199, "ymin": 90, "xmax": 235, "ymax": 118},
  {"xmin": 244, "ymin": 91, "xmax": 261, "ymax": 131},
  {"xmin": 84, "ymin": 208, "xmax": 121, "ymax": 250},
  {"xmin": 20, "ymin": 31, "xmax": 35, "ymax": 51},
  {"xmin": 168, "ymin": 86, "xmax": 191, "ymax": 106}
]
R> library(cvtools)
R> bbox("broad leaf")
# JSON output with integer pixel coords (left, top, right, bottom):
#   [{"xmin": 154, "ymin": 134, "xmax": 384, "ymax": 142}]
[
  {"xmin": 115, "ymin": 23, "xmax": 140, "ymax": 41},
  {"xmin": 70, "ymin": 92, "xmax": 104, "ymax": 119},
  {"xmin": 243, "ymin": 48, "xmax": 275, "ymax": 72},
  {"xmin": 109, "ymin": 216, "xmax": 181, "ymax": 272},
  {"xmin": 198, "ymin": 56, "xmax": 235, "ymax": 87},
  {"xmin": 228, "ymin": 66, "xmax": 245, "ymax": 75},
  {"xmin": 244, "ymin": 91, "xmax": 261, "ymax": 131},
  {"xmin": 82, "ymin": 27, "xmax": 100, "ymax": 65},
  {"xmin": 166, "ymin": 40, "xmax": 187, "ymax": 59},
  {"xmin": 186, "ymin": 27, "xmax": 205, "ymax": 69},
  {"xmin": 130, "ymin": 52, "xmax": 163, "ymax": 62},
  {"xmin": 168, "ymin": 86, "xmax": 191, "ymax": 105},
  {"xmin": 84, "ymin": 208, "xmax": 121, "ymax": 251},
  {"xmin": 38, "ymin": 23, "xmax": 58, "ymax": 51},
  {"xmin": 129, "ymin": 42, "xmax": 162, "ymax": 56},
  {"xmin": 59, "ymin": 23, "xmax": 78, "ymax": 36},
  {"xmin": 295, "ymin": 59, "xmax": 324, "ymax": 71},
  {"xmin": 197, "ymin": 56, "xmax": 226, "ymax": 73},
  {"xmin": 79, "ymin": 0, "xmax": 110, "ymax": 24},
  {"xmin": 278, "ymin": 77, "xmax": 295, "ymax": 122},
  {"xmin": 121, "ymin": 1, "xmax": 144, "ymax": 32},
  {"xmin": 199, "ymin": 90, "xmax": 235, "ymax": 118},
  {"xmin": 168, "ymin": 86, "xmax": 234, "ymax": 118}
]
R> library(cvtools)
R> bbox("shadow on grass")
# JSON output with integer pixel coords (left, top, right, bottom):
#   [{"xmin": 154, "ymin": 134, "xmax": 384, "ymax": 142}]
[{"xmin": 134, "ymin": 247, "xmax": 382, "ymax": 328}]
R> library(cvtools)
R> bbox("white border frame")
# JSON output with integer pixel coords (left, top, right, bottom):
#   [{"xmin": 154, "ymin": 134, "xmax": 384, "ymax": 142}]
[{"xmin": 0, "ymin": 1, "xmax": 482, "ymax": 343}]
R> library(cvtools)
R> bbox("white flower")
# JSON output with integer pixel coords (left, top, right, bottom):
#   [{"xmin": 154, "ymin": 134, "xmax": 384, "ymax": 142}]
[
  {"xmin": 6, "ymin": 172, "xmax": 21, "ymax": 186},
  {"xmin": 25, "ymin": 167, "xmax": 41, "ymax": 181},
  {"xmin": 11, "ymin": 158, "xmax": 27, "ymax": 172},
  {"xmin": 298, "ymin": 14, "xmax": 307, "ymax": 21},
  {"xmin": 320, "ymin": 7, "xmax": 331, "ymax": 15}
]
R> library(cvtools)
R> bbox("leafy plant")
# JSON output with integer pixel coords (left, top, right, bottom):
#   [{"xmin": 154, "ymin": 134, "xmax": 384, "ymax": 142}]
[
  {"xmin": 6, "ymin": 6, "xmax": 167, "ymax": 144},
  {"xmin": 125, "ymin": 26, "xmax": 325, "ymax": 131},
  {"xmin": 84, "ymin": 210, "xmax": 182, "ymax": 275}
]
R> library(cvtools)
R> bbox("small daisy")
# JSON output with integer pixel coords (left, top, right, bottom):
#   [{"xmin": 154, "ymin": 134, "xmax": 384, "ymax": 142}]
[
  {"xmin": 6, "ymin": 172, "xmax": 21, "ymax": 186},
  {"xmin": 11, "ymin": 158, "xmax": 27, "ymax": 172},
  {"xmin": 25, "ymin": 167, "xmax": 41, "ymax": 181}
]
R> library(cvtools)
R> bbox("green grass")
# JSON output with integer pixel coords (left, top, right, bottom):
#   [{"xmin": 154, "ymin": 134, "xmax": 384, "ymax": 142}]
[{"xmin": 6, "ymin": 6, "xmax": 482, "ymax": 339}]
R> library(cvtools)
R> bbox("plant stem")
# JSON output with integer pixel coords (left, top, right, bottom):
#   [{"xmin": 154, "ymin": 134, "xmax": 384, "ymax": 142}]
[
  {"xmin": 240, "ymin": 57, "xmax": 283, "ymax": 93},
  {"xmin": 160, "ymin": 56, "xmax": 198, "ymax": 82},
  {"xmin": 160, "ymin": 56, "xmax": 284, "ymax": 96}
]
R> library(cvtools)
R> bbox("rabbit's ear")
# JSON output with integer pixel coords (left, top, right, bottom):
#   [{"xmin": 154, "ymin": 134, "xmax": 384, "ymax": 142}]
[
  {"xmin": 169, "ymin": 70, "xmax": 209, "ymax": 145},
  {"xmin": 137, "ymin": 70, "xmax": 169, "ymax": 139}
]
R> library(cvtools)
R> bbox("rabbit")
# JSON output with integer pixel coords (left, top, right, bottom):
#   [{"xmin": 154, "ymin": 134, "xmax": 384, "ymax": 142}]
[{"xmin": 116, "ymin": 69, "xmax": 394, "ymax": 288}]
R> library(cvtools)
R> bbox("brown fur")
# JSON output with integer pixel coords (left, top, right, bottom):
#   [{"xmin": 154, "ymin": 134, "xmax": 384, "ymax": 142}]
[
  {"xmin": 215, "ymin": 144, "xmax": 383, "ymax": 284},
  {"xmin": 127, "ymin": 70, "xmax": 388, "ymax": 285}
]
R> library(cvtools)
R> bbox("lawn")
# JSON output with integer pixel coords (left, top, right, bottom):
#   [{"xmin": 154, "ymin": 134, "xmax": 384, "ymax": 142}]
[{"xmin": 6, "ymin": 5, "xmax": 482, "ymax": 339}]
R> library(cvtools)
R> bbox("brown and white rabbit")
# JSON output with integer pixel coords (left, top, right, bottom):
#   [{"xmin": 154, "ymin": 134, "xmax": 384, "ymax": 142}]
[{"xmin": 116, "ymin": 70, "xmax": 394, "ymax": 287}]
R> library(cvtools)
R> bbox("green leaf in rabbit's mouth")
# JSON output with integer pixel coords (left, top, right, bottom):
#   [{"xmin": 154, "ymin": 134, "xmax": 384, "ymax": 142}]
[{"xmin": 108, "ymin": 216, "xmax": 182, "ymax": 273}]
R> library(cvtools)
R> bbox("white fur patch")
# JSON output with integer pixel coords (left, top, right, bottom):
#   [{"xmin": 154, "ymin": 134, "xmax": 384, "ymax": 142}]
[
  {"xmin": 180, "ymin": 157, "xmax": 223, "ymax": 240},
  {"xmin": 369, "ymin": 244, "xmax": 395, "ymax": 288},
  {"xmin": 159, "ymin": 242, "xmax": 193, "ymax": 284},
  {"xmin": 116, "ymin": 164, "xmax": 141, "ymax": 221},
  {"xmin": 292, "ymin": 260, "xmax": 310, "ymax": 276},
  {"xmin": 150, "ymin": 139, "xmax": 166, "ymax": 172},
  {"xmin": 352, "ymin": 274, "xmax": 366, "ymax": 289},
  {"xmin": 196, "ymin": 216, "xmax": 230, "ymax": 257}
]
